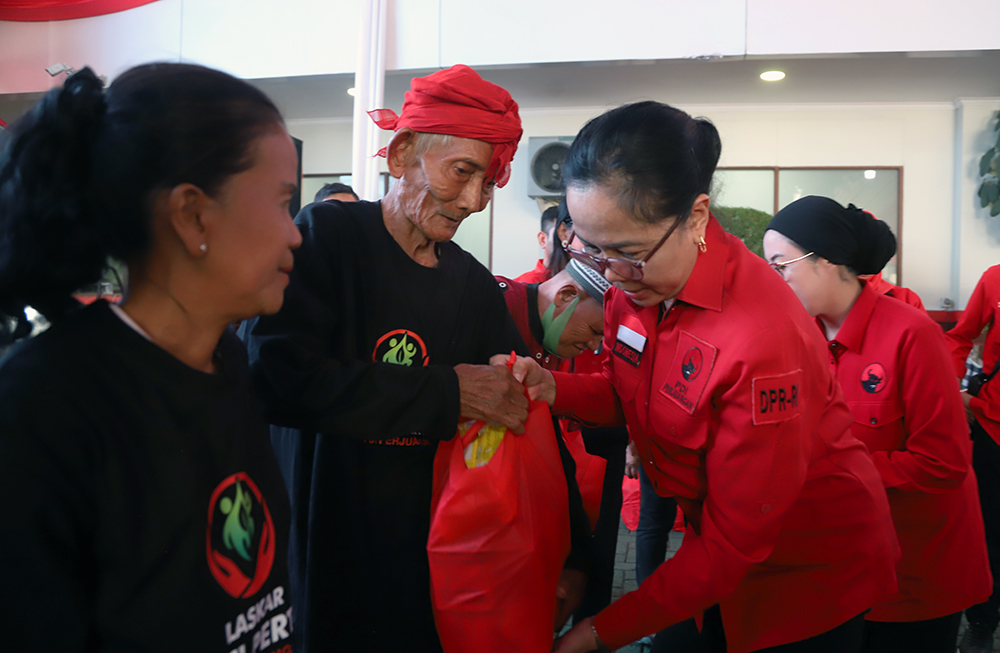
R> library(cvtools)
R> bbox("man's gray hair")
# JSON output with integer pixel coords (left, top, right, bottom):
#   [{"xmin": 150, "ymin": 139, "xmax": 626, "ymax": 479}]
[{"xmin": 406, "ymin": 131, "xmax": 456, "ymax": 156}]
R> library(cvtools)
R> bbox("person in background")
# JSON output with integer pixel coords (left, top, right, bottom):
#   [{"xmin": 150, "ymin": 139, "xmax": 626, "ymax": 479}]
[
  {"xmin": 860, "ymin": 271, "xmax": 925, "ymax": 310},
  {"xmin": 510, "ymin": 100, "xmax": 899, "ymax": 653},
  {"xmin": 498, "ymin": 258, "xmax": 628, "ymax": 618},
  {"xmin": 497, "ymin": 258, "xmax": 607, "ymax": 369},
  {"xmin": 241, "ymin": 64, "xmax": 592, "ymax": 652},
  {"xmin": 765, "ymin": 195, "xmax": 989, "ymax": 653},
  {"xmin": 517, "ymin": 197, "xmax": 572, "ymax": 283},
  {"xmin": 0, "ymin": 63, "xmax": 299, "ymax": 652},
  {"xmin": 945, "ymin": 264, "xmax": 1000, "ymax": 653},
  {"xmin": 313, "ymin": 181, "xmax": 359, "ymax": 203}
]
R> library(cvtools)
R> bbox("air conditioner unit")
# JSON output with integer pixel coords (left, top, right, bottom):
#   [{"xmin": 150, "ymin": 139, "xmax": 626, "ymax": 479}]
[{"xmin": 527, "ymin": 136, "xmax": 574, "ymax": 199}]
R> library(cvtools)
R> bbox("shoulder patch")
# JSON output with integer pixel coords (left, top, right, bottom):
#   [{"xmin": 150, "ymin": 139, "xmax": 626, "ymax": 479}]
[{"xmin": 752, "ymin": 370, "xmax": 803, "ymax": 426}]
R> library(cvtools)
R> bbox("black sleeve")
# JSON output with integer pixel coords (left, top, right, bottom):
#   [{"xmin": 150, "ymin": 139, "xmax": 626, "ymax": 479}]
[
  {"xmin": 471, "ymin": 265, "xmax": 592, "ymax": 572},
  {"xmin": 554, "ymin": 419, "xmax": 594, "ymax": 573},
  {"xmin": 0, "ymin": 361, "xmax": 97, "ymax": 650},
  {"xmin": 243, "ymin": 204, "xmax": 460, "ymax": 442}
]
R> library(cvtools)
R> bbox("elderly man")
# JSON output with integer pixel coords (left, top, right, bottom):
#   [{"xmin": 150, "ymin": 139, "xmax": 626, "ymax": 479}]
[{"xmin": 242, "ymin": 65, "xmax": 590, "ymax": 653}]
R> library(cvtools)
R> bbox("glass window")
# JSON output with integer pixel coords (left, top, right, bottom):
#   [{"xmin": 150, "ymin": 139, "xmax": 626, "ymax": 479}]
[{"xmin": 777, "ymin": 168, "xmax": 900, "ymax": 284}]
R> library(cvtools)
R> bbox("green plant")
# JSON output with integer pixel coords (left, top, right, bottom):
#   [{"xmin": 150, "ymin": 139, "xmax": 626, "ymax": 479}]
[
  {"xmin": 979, "ymin": 110, "xmax": 1000, "ymax": 217},
  {"xmin": 712, "ymin": 205, "xmax": 772, "ymax": 258}
]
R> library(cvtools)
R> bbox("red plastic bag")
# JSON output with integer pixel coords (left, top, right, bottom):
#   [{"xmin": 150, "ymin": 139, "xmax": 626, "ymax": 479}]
[
  {"xmin": 562, "ymin": 426, "xmax": 606, "ymax": 531},
  {"xmin": 428, "ymin": 399, "xmax": 571, "ymax": 653},
  {"xmin": 621, "ymin": 475, "xmax": 641, "ymax": 531}
]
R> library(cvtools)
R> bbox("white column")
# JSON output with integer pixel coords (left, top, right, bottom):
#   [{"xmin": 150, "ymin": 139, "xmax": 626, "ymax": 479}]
[{"xmin": 351, "ymin": 0, "xmax": 388, "ymax": 201}]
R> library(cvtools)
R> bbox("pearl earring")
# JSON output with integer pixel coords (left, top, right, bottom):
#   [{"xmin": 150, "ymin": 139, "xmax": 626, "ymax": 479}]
[{"xmin": 199, "ymin": 243, "xmax": 208, "ymax": 253}]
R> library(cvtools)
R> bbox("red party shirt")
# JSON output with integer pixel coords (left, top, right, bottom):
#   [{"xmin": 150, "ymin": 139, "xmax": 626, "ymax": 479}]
[
  {"xmin": 946, "ymin": 264, "xmax": 1000, "ymax": 444},
  {"xmin": 514, "ymin": 259, "xmax": 551, "ymax": 284},
  {"xmin": 864, "ymin": 272, "xmax": 926, "ymax": 311},
  {"xmin": 825, "ymin": 282, "xmax": 990, "ymax": 622},
  {"xmin": 552, "ymin": 218, "xmax": 899, "ymax": 653}
]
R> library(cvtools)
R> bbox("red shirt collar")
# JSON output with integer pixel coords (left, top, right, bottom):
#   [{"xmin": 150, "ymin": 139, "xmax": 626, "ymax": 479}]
[
  {"xmin": 824, "ymin": 280, "xmax": 879, "ymax": 353},
  {"xmin": 674, "ymin": 216, "xmax": 727, "ymax": 313}
]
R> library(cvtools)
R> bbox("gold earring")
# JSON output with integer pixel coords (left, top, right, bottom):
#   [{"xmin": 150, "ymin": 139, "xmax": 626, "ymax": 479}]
[{"xmin": 698, "ymin": 236, "xmax": 707, "ymax": 253}]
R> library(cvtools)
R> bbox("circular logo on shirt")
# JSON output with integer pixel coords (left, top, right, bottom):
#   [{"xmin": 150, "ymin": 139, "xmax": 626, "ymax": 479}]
[
  {"xmin": 682, "ymin": 347, "xmax": 703, "ymax": 381},
  {"xmin": 206, "ymin": 472, "xmax": 276, "ymax": 598},
  {"xmin": 373, "ymin": 329, "xmax": 429, "ymax": 366},
  {"xmin": 861, "ymin": 363, "xmax": 887, "ymax": 394}
]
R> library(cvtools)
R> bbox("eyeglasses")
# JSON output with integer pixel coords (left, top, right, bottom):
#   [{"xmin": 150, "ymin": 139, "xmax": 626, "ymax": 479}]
[
  {"xmin": 770, "ymin": 252, "xmax": 815, "ymax": 277},
  {"xmin": 561, "ymin": 216, "xmax": 683, "ymax": 282}
]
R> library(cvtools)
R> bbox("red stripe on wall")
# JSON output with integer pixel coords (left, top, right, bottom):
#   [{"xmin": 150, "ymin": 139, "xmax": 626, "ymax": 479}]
[{"xmin": 0, "ymin": 0, "xmax": 159, "ymax": 22}]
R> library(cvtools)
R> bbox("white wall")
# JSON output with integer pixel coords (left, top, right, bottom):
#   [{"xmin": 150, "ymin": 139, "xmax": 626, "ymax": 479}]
[
  {"xmin": 490, "ymin": 103, "xmax": 966, "ymax": 310},
  {"xmin": 747, "ymin": 0, "xmax": 1000, "ymax": 55},
  {"xmin": 956, "ymin": 100, "xmax": 1000, "ymax": 307},
  {"xmin": 4, "ymin": 0, "xmax": 997, "ymax": 94}
]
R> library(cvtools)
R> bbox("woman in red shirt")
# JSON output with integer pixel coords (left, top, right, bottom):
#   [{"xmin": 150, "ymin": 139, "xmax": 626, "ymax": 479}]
[
  {"xmin": 763, "ymin": 196, "xmax": 990, "ymax": 653},
  {"xmin": 513, "ymin": 101, "xmax": 899, "ymax": 653},
  {"xmin": 944, "ymin": 264, "xmax": 1000, "ymax": 653}
]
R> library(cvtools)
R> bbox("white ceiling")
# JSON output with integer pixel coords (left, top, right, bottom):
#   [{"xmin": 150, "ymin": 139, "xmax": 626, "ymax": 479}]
[
  {"xmin": 252, "ymin": 51, "xmax": 1000, "ymax": 122},
  {"xmin": 3, "ymin": 50, "xmax": 998, "ymax": 127}
]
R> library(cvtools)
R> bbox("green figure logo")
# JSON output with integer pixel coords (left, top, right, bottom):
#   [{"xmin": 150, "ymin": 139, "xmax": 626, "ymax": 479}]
[
  {"xmin": 383, "ymin": 332, "xmax": 417, "ymax": 366},
  {"xmin": 373, "ymin": 329, "xmax": 429, "ymax": 367},
  {"xmin": 219, "ymin": 480, "xmax": 256, "ymax": 561}
]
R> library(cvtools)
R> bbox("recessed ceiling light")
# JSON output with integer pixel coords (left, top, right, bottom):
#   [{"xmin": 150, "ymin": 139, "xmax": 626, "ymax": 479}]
[
  {"xmin": 864, "ymin": 169, "xmax": 877, "ymax": 180},
  {"xmin": 760, "ymin": 71, "xmax": 785, "ymax": 82},
  {"xmin": 347, "ymin": 87, "xmax": 357, "ymax": 97}
]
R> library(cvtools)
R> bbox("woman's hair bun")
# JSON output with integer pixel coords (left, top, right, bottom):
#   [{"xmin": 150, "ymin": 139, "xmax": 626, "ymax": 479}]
[
  {"xmin": 0, "ymin": 67, "xmax": 109, "ymax": 340},
  {"xmin": 849, "ymin": 204, "xmax": 897, "ymax": 275}
]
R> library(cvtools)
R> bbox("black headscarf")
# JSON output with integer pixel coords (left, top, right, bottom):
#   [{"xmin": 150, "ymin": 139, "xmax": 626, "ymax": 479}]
[{"xmin": 766, "ymin": 196, "xmax": 896, "ymax": 275}]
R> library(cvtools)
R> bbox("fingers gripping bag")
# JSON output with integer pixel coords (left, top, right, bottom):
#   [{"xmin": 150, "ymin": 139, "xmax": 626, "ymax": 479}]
[{"xmin": 428, "ymin": 393, "xmax": 570, "ymax": 652}]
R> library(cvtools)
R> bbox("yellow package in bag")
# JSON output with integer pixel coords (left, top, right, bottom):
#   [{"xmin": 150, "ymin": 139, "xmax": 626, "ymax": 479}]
[{"xmin": 460, "ymin": 421, "xmax": 506, "ymax": 469}]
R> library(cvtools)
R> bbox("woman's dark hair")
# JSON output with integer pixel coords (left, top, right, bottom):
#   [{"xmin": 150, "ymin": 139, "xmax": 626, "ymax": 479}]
[
  {"xmin": 563, "ymin": 100, "xmax": 721, "ymax": 226},
  {"xmin": 0, "ymin": 63, "xmax": 283, "ymax": 342},
  {"xmin": 546, "ymin": 196, "xmax": 572, "ymax": 275}
]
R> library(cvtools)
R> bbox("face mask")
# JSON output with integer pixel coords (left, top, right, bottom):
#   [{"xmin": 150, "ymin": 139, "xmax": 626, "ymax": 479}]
[{"xmin": 540, "ymin": 294, "xmax": 580, "ymax": 355}]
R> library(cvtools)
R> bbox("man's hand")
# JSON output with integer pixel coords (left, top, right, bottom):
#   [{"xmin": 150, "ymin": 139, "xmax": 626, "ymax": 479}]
[
  {"xmin": 553, "ymin": 568, "xmax": 588, "ymax": 632},
  {"xmin": 625, "ymin": 441, "xmax": 640, "ymax": 479},
  {"xmin": 488, "ymin": 354, "xmax": 557, "ymax": 406},
  {"xmin": 552, "ymin": 616, "xmax": 601, "ymax": 653},
  {"xmin": 454, "ymin": 364, "xmax": 529, "ymax": 434}
]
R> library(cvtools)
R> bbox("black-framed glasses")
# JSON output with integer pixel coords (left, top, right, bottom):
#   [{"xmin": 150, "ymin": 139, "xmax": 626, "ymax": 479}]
[
  {"xmin": 770, "ymin": 251, "xmax": 814, "ymax": 277},
  {"xmin": 562, "ymin": 216, "xmax": 683, "ymax": 282}
]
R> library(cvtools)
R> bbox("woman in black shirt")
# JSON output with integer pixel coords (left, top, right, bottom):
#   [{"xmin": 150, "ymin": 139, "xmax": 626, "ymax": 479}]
[{"xmin": 0, "ymin": 63, "xmax": 300, "ymax": 652}]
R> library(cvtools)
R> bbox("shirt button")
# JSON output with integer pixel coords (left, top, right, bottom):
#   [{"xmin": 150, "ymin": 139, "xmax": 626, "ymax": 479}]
[
  {"xmin": 870, "ymin": 417, "xmax": 877, "ymax": 425},
  {"xmin": 760, "ymin": 504, "xmax": 772, "ymax": 514},
  {"xmin": 535, "ymin": 353, "xmax": 542, "ymax": 359}
]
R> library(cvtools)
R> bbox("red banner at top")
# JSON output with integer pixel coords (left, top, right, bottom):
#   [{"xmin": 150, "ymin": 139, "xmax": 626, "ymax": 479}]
[{"xmin": 0, "ymin": 0, "xmax": 159, "ymax": 21}]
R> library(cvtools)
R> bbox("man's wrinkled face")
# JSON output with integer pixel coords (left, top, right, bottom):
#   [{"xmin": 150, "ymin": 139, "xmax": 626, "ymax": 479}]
[{"xmin": 395, "ymin": 136, "xmax": 496, "ymax": 243}]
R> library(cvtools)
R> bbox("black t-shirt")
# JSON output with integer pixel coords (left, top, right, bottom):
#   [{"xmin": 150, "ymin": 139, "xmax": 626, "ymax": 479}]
[
  {"xmin": 0, "ymin": 301, "xmax": 291, "ymax": 653},
  {"xmin": 243, "ymin": 200, "xmax": 590, "ymax": 652}
]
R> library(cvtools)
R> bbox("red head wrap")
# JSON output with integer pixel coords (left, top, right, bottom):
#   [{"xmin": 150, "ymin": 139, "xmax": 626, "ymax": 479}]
[{"xmin": 368, "ymin": 64, "xmax": 522, "ymax": 188}]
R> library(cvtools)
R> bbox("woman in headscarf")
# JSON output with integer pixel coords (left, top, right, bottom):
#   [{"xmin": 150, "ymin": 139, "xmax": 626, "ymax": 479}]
[{"xmin": 764, "ymin": 195, "xmax": 990, "ymax": 653}]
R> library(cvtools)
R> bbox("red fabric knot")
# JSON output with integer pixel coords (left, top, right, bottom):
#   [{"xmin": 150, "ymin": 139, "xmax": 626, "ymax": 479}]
[{"xmin": 367, "ymin": 64, "xmax": 522, "ymax": 188}]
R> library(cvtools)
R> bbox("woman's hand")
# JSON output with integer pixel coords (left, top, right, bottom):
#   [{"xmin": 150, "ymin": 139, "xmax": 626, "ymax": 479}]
[
  {"xmin": 625, "ymin": 441, "xmax": 640, "ymax": 479},
  {"xmin": 552, "ymin": 617, "xmax": 600, "ymax": 653},
  {"xmin": 489, "ymin": 354, "xmax": 557, "ymax": 406}
]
